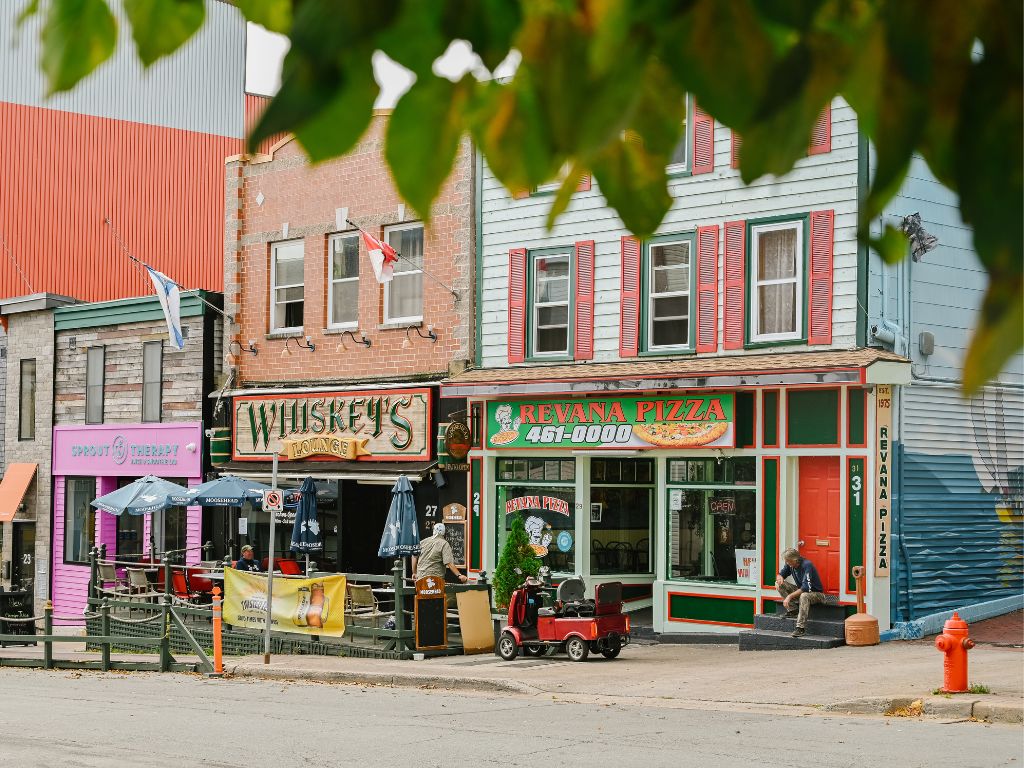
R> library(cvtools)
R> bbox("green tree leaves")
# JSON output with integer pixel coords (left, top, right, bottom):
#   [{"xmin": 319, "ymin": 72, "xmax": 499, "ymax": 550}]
[
  {"xmin": 17, "ymin": 0, "xmax": 1024, "ymax": 389},
  {"xmin": 124, "ymin": 0, "xmax": 205, "ymax": 67},
  {"xmin": 39, "ymin": 0, "xmax": 116, "ymax": 95}
]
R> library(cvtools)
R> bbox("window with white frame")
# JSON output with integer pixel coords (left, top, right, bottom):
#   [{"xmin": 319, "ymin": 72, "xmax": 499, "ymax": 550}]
[
  {"xmin": 270, "ymin": 240, "xmax": 304, "ymax": 332},
  {"xmin": 328, "ymin": 233, "xmax": 359, "ymax": 328},
  {"xmin": 384, "ymin": 224, "xmax": 423, "ymax": 323},
  {"xmin": 666, "ymin": 99, "xmax": 689, "ymax": 172},
  {"xmin": 750, "ymin": 221, "xmax": 803, "ymax": 342},
  {"xmin": 531, "ymin": 252, "xmax": 571, "ymax": 356},
  {"xmin": 536, "ymin": 162, "xmax": 571, "ymax": 193},
  {"xmin": 648, "ymin": 239, "xmax": 691, "ymax": 348}
]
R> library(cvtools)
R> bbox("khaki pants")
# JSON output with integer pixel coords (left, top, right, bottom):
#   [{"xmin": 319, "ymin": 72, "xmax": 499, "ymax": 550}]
[{"xmin": 778, "ymin": 581, "xmax": 835, "ymax": 628}]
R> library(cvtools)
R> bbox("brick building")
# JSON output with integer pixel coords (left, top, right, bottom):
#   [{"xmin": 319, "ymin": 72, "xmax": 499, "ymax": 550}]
[{"xmin": 217, "ymin": 114, "xmax": 475, "ymax": 575}]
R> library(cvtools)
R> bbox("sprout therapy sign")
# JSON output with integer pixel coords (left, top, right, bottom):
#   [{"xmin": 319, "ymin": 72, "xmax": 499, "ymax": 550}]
[{"xmin": 486, "ymin": 395, "xmax": 734, "ymax": 450}]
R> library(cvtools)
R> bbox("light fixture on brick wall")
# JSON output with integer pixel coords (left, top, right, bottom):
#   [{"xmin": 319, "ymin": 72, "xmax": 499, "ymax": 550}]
[
  {"xmin": 336, "ymin": 329, "xmax": 371, "ymax": 350},
  {"xmin": 401, "ymin": 325, "xmax": 437, "ymax": 349},
  {"xmin": 229, "ymin": 339, "xmax": 258, "ymax": 357},
  {"xmin": 283, "ymin": 335, "xmax": 316, "ymax": 356}
]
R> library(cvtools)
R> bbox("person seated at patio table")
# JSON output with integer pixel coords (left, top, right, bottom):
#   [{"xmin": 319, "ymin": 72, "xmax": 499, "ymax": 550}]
[
  {"xmin": 235, "ymin": 545, "xmax": 263, "ymax": 573},
  {"xmin": 412, "ymin": 523, "xmax": 468, "ymax": 583}
]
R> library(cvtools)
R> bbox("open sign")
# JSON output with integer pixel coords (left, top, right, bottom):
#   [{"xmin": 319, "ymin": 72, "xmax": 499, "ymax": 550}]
[{"xmin": 709, "ymin": 497, "xmax": 736, "ymax": 515}]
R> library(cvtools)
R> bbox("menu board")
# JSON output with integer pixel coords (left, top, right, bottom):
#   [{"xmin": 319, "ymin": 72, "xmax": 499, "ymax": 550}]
[{"xmin": 443, "ymin": 503, "xmax": 467, "ymax": 569}]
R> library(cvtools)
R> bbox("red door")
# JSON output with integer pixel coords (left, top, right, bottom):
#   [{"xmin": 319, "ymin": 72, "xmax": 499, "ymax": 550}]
[{"xmin": 798, "ymin": 456, "xmax": 841, "ymax": 594}]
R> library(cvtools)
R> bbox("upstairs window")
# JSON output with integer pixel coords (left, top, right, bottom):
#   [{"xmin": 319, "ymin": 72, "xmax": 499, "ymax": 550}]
[
  {"xmin": 271, "ymin": 240, "xmax": 304, "ymax": 332},
  {"xmin": 531, "ymin": 251, "xmax": 572, "ymax": 356},
  {"xmin": 666, "ymin": 98, "xmax": 689, "ymax": 173},
  {"xmin": 85, "ymin": 347, "xmax": 104, "ymax": 424},
  {"xmin": 142, "ymin": 341, "xmax": 162, "ymax": 423},
  {"xmin": 328, "ymin": 233, "xmax": 359, "ymax": 329},
  {"xmin": 646, "ymin": 237, "xmax": 693, "ymax": 349},
  {"xmin": 19, "ymin": 359, "xmax": 36, "ymax": 440},
  {"xmin": 384, "ymin": 224, "xmax": 423, "ymax": 324},
  {"xmin": 750, "ymin": 221, "xmax": 803, "ymax": 342}
]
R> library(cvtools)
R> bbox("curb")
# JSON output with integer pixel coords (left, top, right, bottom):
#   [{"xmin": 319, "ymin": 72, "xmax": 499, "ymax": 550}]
[
  {"xmin": 226, "ymin": 663, "xmax": 541, "ymax": 696},
  {"xmin": 825, "ymin": 695, "xmax": 1023, "ymax": 724}
]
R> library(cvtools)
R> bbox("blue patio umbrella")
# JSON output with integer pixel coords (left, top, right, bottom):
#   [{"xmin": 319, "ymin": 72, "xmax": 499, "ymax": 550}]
[
  {"xmin": 169, "ymin": 475, "xmax": 270, "ymax": 507},
  {"xmin": 378, "ymin": 475, "xmax": 420, "ymax": 559},
  {"xmin": 291, "ymin": 477, "xmax": 323, "ymax": 555},
  {"xmin": 91, "ymin": 475, "xmax": 192, "ymax": 516}
]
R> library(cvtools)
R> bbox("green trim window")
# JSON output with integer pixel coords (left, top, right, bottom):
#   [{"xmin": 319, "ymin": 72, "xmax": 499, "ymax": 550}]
[
  {"xmin": 644, "ymin": 233, "xmax": 695, "ymax": 351},
  {"xmin": 591, "ymin": 458, "xmax": 655, "ymax": 575},
  {"xmin": 529, "ymin": 250, "xmax": 573, "ymax": 358},
  {"xmin": 748, "ymin": 219, "xmax": 806, "ymax": 344},
  {"xmin": 496, "ymin": 458, "xmax": 577, "ymax": 574},
  {"xmin": 667, "ymin": 457, "xmax": 757, "ymax": 584}
]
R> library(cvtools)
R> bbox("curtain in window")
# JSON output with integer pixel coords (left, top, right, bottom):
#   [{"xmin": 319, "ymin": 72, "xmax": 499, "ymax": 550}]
[{"xmin": 757, "ymin": 228, "xmax": 797, "ymax": 335}]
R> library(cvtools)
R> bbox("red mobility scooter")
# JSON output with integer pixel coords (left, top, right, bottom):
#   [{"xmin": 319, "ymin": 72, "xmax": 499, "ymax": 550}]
[{"xmin": 497, "ymin": 576, "xmax": 630, "ymax": 662}]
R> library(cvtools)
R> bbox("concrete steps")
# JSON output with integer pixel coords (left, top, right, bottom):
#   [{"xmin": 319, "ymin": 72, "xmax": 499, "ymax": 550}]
[{"xmin": 739, "ymin": 601, "xmax": 847, "ymax": 651}]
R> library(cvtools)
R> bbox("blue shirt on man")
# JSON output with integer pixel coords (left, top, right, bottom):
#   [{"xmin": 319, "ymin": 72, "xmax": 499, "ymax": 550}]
[
  {"xmin": 779, "ymin": 559, "xmax": 823, "ymax": 593},
  {"xmin": 235, "ymin": 557, "xmax": 262, "ymax": 572}
]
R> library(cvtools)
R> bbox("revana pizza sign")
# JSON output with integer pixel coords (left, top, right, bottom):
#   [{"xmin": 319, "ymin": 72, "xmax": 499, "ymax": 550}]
[{"xmin": 486, "ymin": 395, "xmax": 734, "ymax": 450}]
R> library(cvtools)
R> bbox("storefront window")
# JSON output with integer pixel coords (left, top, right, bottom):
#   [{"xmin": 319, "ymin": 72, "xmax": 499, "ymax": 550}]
[
  {"xmin": 668, "ymin": 458, "xmax": 757, "ymax": 584},
  {"xmin": 591, "ymin": 458, "xmax": 654, "ymax": 574},
  {"xmin": 242, "ymin": 480, "xmax": 340, "ymax": 570},
  {"xmin": 117, "ymin": 513, "xmax": 145, "ymax": 557},
  {"xmin": 496, "ymin": 458, "xmax": 576, "ymax": 573},
  {"xmin": 64, "ymin": 477, "xmax": 97, "ymax": 564}
]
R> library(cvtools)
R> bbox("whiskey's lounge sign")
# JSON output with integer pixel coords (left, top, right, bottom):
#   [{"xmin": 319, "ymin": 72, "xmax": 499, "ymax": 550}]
[{"xmin": 233, "ymin": 388, "xmax": 432, "ymax": 461}]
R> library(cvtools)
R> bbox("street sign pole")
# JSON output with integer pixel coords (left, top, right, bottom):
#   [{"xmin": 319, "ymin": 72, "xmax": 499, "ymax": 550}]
[{"xmin": 263, "ymin": 453, "xmax": 278, "ymax": 665}]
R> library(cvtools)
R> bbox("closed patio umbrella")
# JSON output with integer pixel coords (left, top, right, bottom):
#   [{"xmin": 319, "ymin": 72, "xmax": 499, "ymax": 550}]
[
  {"xmin": 291, "ymin": 477, "xmax": 322, "ymax": 574},
  {"xmin": 378, "ymin": 475, "xmax": 420, "ymax": 560}
]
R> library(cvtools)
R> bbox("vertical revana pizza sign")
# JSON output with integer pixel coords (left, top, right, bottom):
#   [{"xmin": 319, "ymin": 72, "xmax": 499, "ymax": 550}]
[
  {"xmin": 232, "ymin": 388, "xmax": 432, "ymax": 461},
  {"xmin": 874, "ymin": 385, "xmax": 892, "ymax": 576},
  {"xmin": 486, "ymin": 395, "xmax": 734, "ymax": 450}
]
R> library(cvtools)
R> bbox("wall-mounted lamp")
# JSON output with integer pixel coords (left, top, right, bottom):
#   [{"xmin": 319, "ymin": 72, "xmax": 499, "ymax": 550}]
[
  {"xmin": 338, "ymin": 329, "xmax": 371, "ymax": 348},
  {"xmin": 402, "ymin": 325, "xmax": 438, "ymax": 349},
  {"xmin": 282, "ymin": 335, "xmax": 316, "ymax": 356},
  {"xmin": 229, "ymin": 339, "xmax": 259, "ymax": 357}
]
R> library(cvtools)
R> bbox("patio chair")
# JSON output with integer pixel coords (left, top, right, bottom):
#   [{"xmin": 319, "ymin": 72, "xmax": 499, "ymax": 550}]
[
  {"xmin": 170, "ymin": 570, "xmax": 203, "ymax": 605},
  {"xmin": 96, "ymin": 562, "xmax": 130, "ymax": 599},
  {"xmin": 345, "ymin": 584, "xmax": 389, "ymax": 643},
  {"xmin": 126, "ymin": 568, "xmax": 160, "ymax": 602},
  {"xmin": 278, "ymin": 559, "xmax": 303, "ymax": 576}
]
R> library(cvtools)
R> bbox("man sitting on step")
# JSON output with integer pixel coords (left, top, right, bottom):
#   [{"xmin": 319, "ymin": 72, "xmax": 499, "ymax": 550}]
[{"xmin": 775, "ymin": 548, "xmax": 836, "ymax": 638}]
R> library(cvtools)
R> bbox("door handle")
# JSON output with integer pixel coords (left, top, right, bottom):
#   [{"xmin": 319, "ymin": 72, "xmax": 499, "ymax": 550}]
[{"xmin": 797, "ymin": 540, "xmax": 805, "ymax": 547}]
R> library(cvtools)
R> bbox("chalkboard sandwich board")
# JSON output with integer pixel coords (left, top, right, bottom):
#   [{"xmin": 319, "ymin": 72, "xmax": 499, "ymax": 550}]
[
  {"xmin": 414, "ymin": 575, "xmax": 447, "ymax": 650},
  {"xmin": 0, "ymin": 591, "xmax": 37, "ymax": 647},
  {"xmin": 442, "ymin": 503, "xmax": 467, "ymax": 570}
]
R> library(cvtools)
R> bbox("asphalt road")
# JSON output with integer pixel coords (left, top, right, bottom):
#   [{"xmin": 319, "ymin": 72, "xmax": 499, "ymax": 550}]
[{"xmin": 0, "ymin": 669, "xmax": 1019, "ymax": 768}]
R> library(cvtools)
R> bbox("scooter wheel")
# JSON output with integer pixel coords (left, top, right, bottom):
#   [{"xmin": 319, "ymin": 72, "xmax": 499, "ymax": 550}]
[
  {"xmin": 600, "ymin": 646, "xmax": 621, "ymax": 659},
  {"xmin": 497, "ymin": 632, "xmax": 519, "ymax": 661},
  {"xmin": 523, "ymin": 645, "xmax": 545, "ymax": 657},
  {"xmin": 565, "ymin": 637, "xmax": 590, "ymax": 662}
]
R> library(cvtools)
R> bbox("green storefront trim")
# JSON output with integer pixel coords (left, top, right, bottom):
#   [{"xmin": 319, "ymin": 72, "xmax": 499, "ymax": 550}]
[
  {"xmin": 761, "ymin": 457, "xmax": 779, "ymax": 589},
  {"xmin": 667, "ymin": 592, "xmax": 755, "ymax": 626},
  {"xmin": 848, "ymin": 388, "xmax": 867, "ymax": 447},
  {"xmin": 54, "ymin": 290, "xmax": 218, "ymax": 331},
  {"xmin": 847, "ymin": 457, "xmax": 866, "ymax": 593},
  {"xmin": 762, "ymin": 390, "xmax": 779, "ymax": 446},
  {"xmin": 786, "ymin": 388, "xmax": 840, "ymax": 446},
  {"xmin": 470, "ymin": 457, "xmax": 483, "ymax": 571}
]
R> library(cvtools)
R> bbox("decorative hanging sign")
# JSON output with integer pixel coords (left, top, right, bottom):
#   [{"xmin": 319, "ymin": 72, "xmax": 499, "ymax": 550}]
[{"xmin": 486, "ymin": 395, "xmax": 734, "ymax": 450}]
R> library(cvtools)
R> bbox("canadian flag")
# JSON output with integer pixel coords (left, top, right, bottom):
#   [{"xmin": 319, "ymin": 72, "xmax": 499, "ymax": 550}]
[{"xmin": 361, "ymin": 230, "xmax": 399, "ymax": 283}]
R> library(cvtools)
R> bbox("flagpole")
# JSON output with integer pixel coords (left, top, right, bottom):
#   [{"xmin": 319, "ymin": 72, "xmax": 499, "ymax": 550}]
[
  {"xmin": 103, "ymin": 217, "xmax": 238, "ymax": 324},
  {"xmin": 346, "ymin": 219, "xmax": 460, "ymax": 302}
]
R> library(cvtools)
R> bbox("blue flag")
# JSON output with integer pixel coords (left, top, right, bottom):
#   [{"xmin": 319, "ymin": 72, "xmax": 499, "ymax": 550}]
[{"xmin": 146, "ymin": 266, "xmax": 184, "ymax": 350}]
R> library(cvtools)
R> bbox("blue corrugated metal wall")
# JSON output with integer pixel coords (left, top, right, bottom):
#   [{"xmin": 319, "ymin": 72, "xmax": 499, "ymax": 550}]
[{"xmin": 896, "ymin": 384, "xmax": 1024, "ymax": 620}]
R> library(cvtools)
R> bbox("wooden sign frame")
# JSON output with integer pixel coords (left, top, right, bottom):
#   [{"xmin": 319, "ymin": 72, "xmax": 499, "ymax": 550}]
[{"xmin": 414, "ymin": 575, "xmax": 447, "ymax": 651}]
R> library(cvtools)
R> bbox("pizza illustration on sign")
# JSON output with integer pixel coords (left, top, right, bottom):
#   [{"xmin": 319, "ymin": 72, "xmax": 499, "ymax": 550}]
[{"xmin": 632, "ymin": 421, "xmax": 729, "ymax": 448}]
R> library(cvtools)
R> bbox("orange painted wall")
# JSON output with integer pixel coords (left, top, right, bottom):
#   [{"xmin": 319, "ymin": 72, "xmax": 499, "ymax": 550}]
[{"xmin": 0, "ymin": 101, "xmax": 238, "ymax": 302}]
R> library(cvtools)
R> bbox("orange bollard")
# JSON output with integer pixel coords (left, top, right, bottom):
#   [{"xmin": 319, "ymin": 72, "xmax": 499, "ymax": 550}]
[
  {"xmin": 211, "ymin": 586, "xmax": 224, "ymax": 676},
  {"xmin": 934, "ymin": 612, "xmax": 975, "ymax": 693}
]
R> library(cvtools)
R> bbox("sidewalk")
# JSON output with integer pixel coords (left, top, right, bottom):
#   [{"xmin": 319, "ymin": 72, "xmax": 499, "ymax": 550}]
[{"xmin": 226, "ymin": 640, "xmax": 1023, "ymax": 723}]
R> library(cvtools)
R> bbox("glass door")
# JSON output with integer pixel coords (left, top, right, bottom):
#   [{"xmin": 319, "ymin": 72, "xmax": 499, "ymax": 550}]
[{"xmin": 11, "ymin": 522, "xmax": 35, "ymax": 594}]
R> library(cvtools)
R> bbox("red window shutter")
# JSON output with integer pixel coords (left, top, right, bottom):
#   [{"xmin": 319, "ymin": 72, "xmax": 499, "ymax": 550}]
[
  {"xmin": 695, "ymin": 225, "xmax": 719, "ymax": 353},
  {"xmin": 512, "ymin": 188, "xmax": 530, "ymax": 200},
  {"xmin": 619, "ymin": 236, "xmax": 641, "ymax": 357},
  {"xmin": 723, "ymin": 220, "xmax": 746, "ymax": 350},
  {"xmin": 808, "ymin": 210, "xmax": 835, "ymax": 345},
  {"xmin": 809, "ymin": 105, "xmax": 831, "ymax": 155},
  {"xmin": 691, "ymin": 103, "xmax": 715, "ymax": 175},
  {"xmin": 731, "ymin": 131, "xmax": 742, "ymax": 169},
  {"xmin": 574, "ymin": 240, "xmax": 595, "ymax": 360},
  {"xmin": 508, "ymin": 248, "xmax": 528, "ymax": 363},
  {"xmin": 577, "ymin": 174, "xmax": 592, "ymax": 192}
]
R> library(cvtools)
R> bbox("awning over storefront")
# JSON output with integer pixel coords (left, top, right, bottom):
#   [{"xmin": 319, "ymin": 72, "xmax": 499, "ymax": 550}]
[
  {"xmin": 0, "ymin": 463, "xmax": 37, "ymax": 522},
  {"xmin": 216, "ymin": 460, "xmax": 438, "ymax": 485},
  {"xmin": 441, "ymin": 349, "xmax": 910, "ymax": 397}
]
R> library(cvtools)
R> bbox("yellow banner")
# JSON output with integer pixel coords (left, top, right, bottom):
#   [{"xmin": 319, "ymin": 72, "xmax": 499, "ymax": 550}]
[
  {"xmin": 279, "ymin": 434, "xmax": 371, "ymax": 461},
  {"xmin": 224, "ymin": 569, "xmax": 347, "ymax": 637}
]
